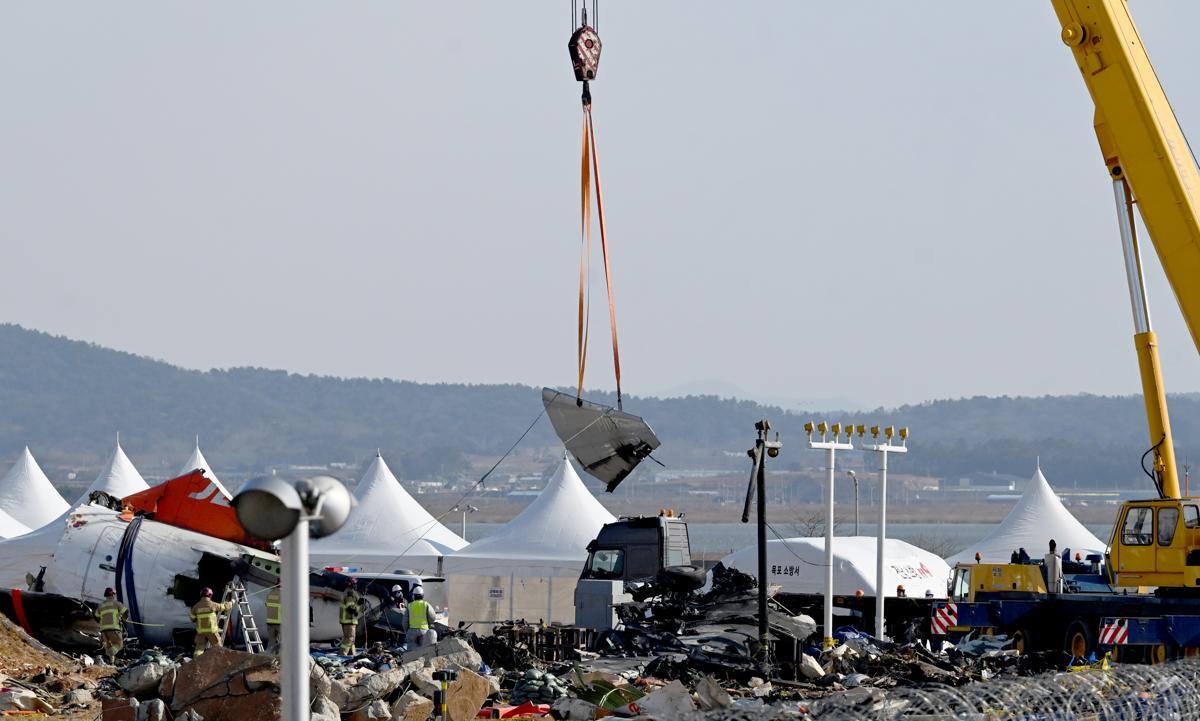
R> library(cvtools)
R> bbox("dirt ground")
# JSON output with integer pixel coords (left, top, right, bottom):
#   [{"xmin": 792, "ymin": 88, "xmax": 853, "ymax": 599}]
[{"xmin": 0, "ymin": 615, "xmax": 114, "ymax": 720}]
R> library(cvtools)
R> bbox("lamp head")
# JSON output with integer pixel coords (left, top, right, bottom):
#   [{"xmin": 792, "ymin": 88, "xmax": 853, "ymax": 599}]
[
  {"xmin": 803, "ymin": 421, "xmax": 814, "ymax": 438},
  {"xmin": 233, "ymin": 475, "xmax": 305, "ymax": 541},
  {"xmin": 301, "ymin": 475, "xmax": 355, "ymax": 539}
]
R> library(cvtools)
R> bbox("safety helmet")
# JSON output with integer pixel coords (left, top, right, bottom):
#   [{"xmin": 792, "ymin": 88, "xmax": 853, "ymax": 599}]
[
  {"xmin": 346, "ymin": 577, "xmax": 357, "ymax": 587},
  {"xmin": 391, "ymin": 584, "xmax": 404, "ymax": 597},
  {"xmin": 201, "ymin": 587, "xmax": 213, "ymax": 598},
  {"xmin": 412, "ymin": 585, "xmax": 424, "ymax": 598},
  {"xmin": 104, "ymin": 587, "xmax": 116, "ymax": 598}
]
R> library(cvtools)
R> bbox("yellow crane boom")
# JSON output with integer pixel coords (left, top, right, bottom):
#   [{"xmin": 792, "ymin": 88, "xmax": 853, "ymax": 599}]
[{"xmin": 1050, "ymin": 0, "xmax": 1200, "ymax": 499}]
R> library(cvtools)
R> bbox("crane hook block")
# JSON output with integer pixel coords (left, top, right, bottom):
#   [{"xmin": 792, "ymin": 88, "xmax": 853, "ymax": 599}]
[{"xmin": 568, "ymin": 25, "xmax": 602, "ymax": 82}]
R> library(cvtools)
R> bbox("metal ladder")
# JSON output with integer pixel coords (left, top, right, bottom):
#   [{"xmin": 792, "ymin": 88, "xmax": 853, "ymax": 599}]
[{"xmin": 220, "ymin": 579, "xmax": 266, "ymax": 654}]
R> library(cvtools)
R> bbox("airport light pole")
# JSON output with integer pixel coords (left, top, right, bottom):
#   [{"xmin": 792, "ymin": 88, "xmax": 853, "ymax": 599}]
[
  {"xmin": 860, "ymin": 425, "xmax": 908, "ymax": 640},
  {"xmin": 233, "ymin": 476, "xmax": 354, "ymax": 721},
  {"xmin": 804, "ymin": 421, "xmax": 855, "ymax": 649}
]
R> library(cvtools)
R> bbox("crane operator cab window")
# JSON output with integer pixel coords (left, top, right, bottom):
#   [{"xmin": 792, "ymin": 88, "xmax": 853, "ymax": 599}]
[
  {"xmin": 1185, "ymin": 505, "xmax": 1200, "ymax": 529},
  {"xmin": 949, "ymin": 567, "xmax": 971, "ymax": 601},
  {"xmin": 1158, "ymin": 507, "xmax": 1180, "ymax": 546},
  {"xmin": 586, "ymin": 549, "xmax": 624, "ymax": 579},
  {"xmin": 1122, "ymin": 507, "xmax": 1154, "ymax": 546}
]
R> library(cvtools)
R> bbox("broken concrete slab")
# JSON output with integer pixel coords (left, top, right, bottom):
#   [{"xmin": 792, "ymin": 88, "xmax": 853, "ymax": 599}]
[
  {"xmin": 400, "ymin": 637, "xmax": 483, "ymax": 673},
  {"xmin": 631, "ymin": 680, "xmax": 695, "ymax": 718},
  {"xmin": 345, "ymin": 666, "xmax": 409, "ymax": 708},
  {"xmin": 312, "ymin": 695, "xmax": 341, "ymax": 721},
  {"xmin": 446, "ymin": 668, "xmax": 492, "ymax": 721},
  {"xmin": 170, "ymin": 647, "xmax": 276, "ymax": 711},
  {"xmin": 136, "ymin": 698, "xmax": 167, "ymax": 721},
  {"xmin": 118, "ymin": 662, "xmax": 172, "ymax": 696},
  {"xmin": 310, "ymin": 658, "xmax": 333, "ymax": 700},
  {"xmin": 186, "ymin": 688, "xmax": 280, "ymax": 721},
  {"xmin": 349, "ymin": 698, "xmax": 391, "ymax": 721},
  {"xmin": 158, "ymin": 667, "xmax": 177, "ymax": 702},
  {"xmin": 390, "ymin": 689, "xmax": 434, "ymax": 721}
]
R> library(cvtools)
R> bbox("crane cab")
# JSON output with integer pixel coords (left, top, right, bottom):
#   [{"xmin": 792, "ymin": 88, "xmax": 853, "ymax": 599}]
[
  {"xmin": 1110, "ymin": 498, "xmax": 1200, "ymax": 589},
  {"xmin": 948, "ymin": 562, "xmax": 1049, "ymax": 603}
]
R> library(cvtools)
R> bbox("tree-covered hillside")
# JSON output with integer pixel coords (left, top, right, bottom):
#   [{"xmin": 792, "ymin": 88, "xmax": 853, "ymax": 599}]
[{"xmin": 0, "ymin": 324, "xmax": 1194, "ymax": 488}]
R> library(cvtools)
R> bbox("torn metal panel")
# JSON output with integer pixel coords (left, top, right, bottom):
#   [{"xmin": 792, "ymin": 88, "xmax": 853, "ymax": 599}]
[{"xmin": 542, "ymin": 388, "xmax": 661, "ymax": 492}]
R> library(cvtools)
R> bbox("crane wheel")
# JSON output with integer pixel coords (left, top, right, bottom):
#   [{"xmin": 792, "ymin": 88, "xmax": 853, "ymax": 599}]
[
  {"xmin": 1012, "ymin": 628, "xmax": 1033, "ymax": 654},
  {"xmin": 1064, "ymin": 620, "xmax": 1093, "ymax": 659}
]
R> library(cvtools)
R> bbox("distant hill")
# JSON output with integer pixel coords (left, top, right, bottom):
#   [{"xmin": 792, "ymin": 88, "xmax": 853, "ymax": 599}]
[{"xmin": 0, "ymin": 324, "xmax": 1194, "ymax": 488}]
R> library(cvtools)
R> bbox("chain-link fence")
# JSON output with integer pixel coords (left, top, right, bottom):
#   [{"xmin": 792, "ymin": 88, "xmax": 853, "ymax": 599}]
[{"xmin": 803, "ymin": 657, "xmax": 1200, "ymax": 720}]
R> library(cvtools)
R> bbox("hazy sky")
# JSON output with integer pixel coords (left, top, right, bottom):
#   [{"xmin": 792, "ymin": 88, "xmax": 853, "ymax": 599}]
[{"xmin": 2, "ymin": 2, "xmax": 1200, "ymax": 409}]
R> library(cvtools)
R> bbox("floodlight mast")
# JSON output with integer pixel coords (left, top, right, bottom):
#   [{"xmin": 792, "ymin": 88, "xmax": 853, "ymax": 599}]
[
  {"xmin": 805, "ymin": 421, "xmax": 855, "ymax": 649},
  {"xmin": 861, "ymin": 426, "xmax": 908, "ymax": 640},
  {"xmin": 280, "ymin": 513, "xmax": 309, "ymax": 721}
]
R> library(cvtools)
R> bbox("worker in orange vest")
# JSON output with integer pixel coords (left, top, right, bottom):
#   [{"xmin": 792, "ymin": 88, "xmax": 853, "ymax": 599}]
[
  {"xmin": 189, "ymin": 587, "xmax": 230, "ymax": 656},
  {"xmin": 95, "ymin": 588, "xmax": 129, "ymax": 662}
]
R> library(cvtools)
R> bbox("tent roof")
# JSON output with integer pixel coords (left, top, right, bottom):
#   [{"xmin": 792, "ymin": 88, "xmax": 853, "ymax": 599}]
[
  {"xmin": 722, "ymin": 536, "xmax": 951, "ymax": 598},
  {"xmin": 445, "ymin": 455, "xmax": 616, "ymax": 573},
  {"xmin": 310, "ymin": 454, "xmax": 467, "ymax": 560},
  {"xmin": 946, "ymin": 464, "xmax": 1106, "ymax": 565},
  {"xmin": 0, "ymin": 447, "xmax": 68, "ymax": 529},
  {"xmin": 179, "ymin": 442, "xmax": 232, "ymax": 500},
  {"xmin": 77, "ymin": 442, "xmax": 149, "ymax": 504}
]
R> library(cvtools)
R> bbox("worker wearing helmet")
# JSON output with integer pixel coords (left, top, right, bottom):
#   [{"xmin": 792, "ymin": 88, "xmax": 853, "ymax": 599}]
[
  {"xmin": 405, "ymin": 585, "xmax": 436, "ymax": 648},
  {"xmin": 265, "ymin": 585, "xmax": 282, "ymax": 654},
  {"xmin": 95, "ymin": 588, "xmax": 129, "ymax": 662},
  {"xmin": 377, "ymin": 584, "xmax": 408, "ymax": 641},
  {"xmin": 189, "ymin": 587, "xmax": 230, "ymax": 656},
  {"xmin": 339, "ymin": 578, "xmax": 361, "ymax": 655}
]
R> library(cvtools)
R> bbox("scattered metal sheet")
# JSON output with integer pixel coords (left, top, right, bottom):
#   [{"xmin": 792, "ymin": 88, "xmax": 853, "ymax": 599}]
[{"xmin": 542, "ymin": 388, "xmax": 661, "ymax": 492}]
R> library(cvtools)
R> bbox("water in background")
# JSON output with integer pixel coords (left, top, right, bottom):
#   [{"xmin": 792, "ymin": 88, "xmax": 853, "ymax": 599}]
[{"xmin": 463, "ymin": 522, "xmax": 1114, "ymax": 559}]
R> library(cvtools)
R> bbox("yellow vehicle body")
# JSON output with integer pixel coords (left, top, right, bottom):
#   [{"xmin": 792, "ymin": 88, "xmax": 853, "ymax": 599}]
[
  {"xmin": 1108, "ymin": 498, "xmax": 1200, "ymax": 587},
  {"xmin": 949, "ymin": 563, "xmax": 1048, "ymax": 603}
]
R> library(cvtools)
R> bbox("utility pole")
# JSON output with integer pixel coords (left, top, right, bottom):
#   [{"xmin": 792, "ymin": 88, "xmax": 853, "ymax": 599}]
[
  {"xmin": 804, "ymin": 421, "xmax": 854, "ymax": 649},
  {"xmin": 860, "ymin": 425, "xmax": 908, "ymax": 640},
  {"xmin": 741, "ymin": 420, "xmax": 781, "ymax": 672}
]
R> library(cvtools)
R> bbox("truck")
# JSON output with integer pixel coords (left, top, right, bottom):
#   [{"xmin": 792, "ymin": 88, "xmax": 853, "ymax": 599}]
[{"xmin": 928, "ymin": 0, "xmax": 1200, "ymax": 664}]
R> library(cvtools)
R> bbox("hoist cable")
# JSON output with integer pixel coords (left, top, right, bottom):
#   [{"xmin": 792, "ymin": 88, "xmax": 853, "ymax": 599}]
[
  {"xmin": 587, "ymin": 107, "xmax": 623, "ymax": 410},
  {"xmin": 577, "ymin": 113, "xmax": 592, "ymax": 400}
]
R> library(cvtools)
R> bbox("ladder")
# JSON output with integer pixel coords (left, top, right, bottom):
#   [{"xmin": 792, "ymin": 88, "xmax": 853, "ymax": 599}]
[{"xmin": 220, "ymin": 579, "xmax": 266, "ymax": 654}]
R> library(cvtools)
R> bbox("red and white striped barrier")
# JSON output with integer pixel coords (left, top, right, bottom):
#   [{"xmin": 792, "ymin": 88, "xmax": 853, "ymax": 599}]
[
  {"xmin": 931, "ymin": 603, "xmax": 958, "ymax": 635},
  {"xmin": 1099, "ymin": 619, "xmax": 1129, "ymax": 645}
]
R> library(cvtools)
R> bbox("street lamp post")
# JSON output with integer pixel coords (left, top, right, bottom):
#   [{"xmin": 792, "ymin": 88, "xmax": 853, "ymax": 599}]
[
  {"xmin": 804, "ymin": 421, "xmax": 855, "ymax": 649},
  {"xmin": 847, "ymin": 470, "xmax": 860, "ymax": 536},
  {"xmin": 233, "ymin": 475, "xmax": 354, "ymax": 721},
  {"xmin": 740, "ymin": 420, "xmax": 782, "ymax": 673},
  {"xmin": 861, "ymin": 426, "xmax": 909, "ymax": 640},
  {"xmin": 452, "ymin": 505, "xmax": 479, "ymax": 540}
]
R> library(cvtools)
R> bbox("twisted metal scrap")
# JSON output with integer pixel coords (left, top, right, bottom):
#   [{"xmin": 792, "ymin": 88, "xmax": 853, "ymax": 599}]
[{"xmin": 804, "ymin": 657, "xmax": 1200, "ymax": 720}]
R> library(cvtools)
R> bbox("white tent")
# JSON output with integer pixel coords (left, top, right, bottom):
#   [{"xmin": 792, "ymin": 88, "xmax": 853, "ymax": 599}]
[
  {"xmin": 721, "ymin": 536, "xmax": 951, "ymax": 599},
  {"xmin": 0, "ymin": 447, "xmax": 65, "ymax": 530},
  {"xmin": 946, "ymin": 464, "xmax": 1106, "ymax": 566},
  {"xmin": 77, "ymin": 441, "xmax": 149, "ymax": 504},
  {"xmin": 444, "ymin": 454, "xmax": 616, "ymax": 628},
  {"xmin": 310, "ymin": 453, "xmax": 467, "ymax": 574},
  {"xmin": 179, "ymin": 441, "xmax": 232, "ymax": 500}
]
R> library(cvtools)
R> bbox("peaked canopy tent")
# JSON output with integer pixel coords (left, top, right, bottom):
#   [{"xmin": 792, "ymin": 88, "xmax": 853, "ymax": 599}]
[
  {"xmin": 178, "ymin": 442, "xmax": 232, "ymax": 500},
  {"xmin": 721, "ymin": 537, "xmax": 951, "ymax": 599},
  {"xmin": 309, "ymin": 454, "xmax": 466, "ymax": 575},
  {"xmin": 946, "ymin": 465, "xmax": 1107, "ymax": 566},
  {"xmin": 75, "ymin": 441, "xmax": 149, "ymax": 505},
  {"xmin": 444, "ymin": 454, "xmax": 616, "ymax": 629},
  {"xmin": 0, "ymin": 447, "xmax": 68, "ymax": 530}
]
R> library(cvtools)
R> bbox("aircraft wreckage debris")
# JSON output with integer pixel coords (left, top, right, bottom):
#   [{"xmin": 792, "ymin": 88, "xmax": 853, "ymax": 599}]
[{"xmin": 542, "ymin": 389, "xmax": 660, "ymax": 492}]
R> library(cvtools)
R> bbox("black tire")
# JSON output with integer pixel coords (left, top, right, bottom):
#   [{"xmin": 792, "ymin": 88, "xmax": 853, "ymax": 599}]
[
  {"xmin": 1063, "ymin": 620, "xmax": 1094, "ymax": 659},
  {"xmin": 1012, "ymin": 628, "xmax": 1034, "ymax": 654}
]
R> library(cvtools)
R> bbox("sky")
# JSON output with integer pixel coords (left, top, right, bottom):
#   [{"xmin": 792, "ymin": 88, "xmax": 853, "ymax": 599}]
[{"xmin": 1, "ymin": 2, "xmax": 1199, "ymax": 410}]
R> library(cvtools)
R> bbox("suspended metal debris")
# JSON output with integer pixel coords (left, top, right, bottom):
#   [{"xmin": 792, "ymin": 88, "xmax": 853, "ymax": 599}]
[{"xmin": 542, "ymin": 389, "xmax": 660, "ymax": 493}]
